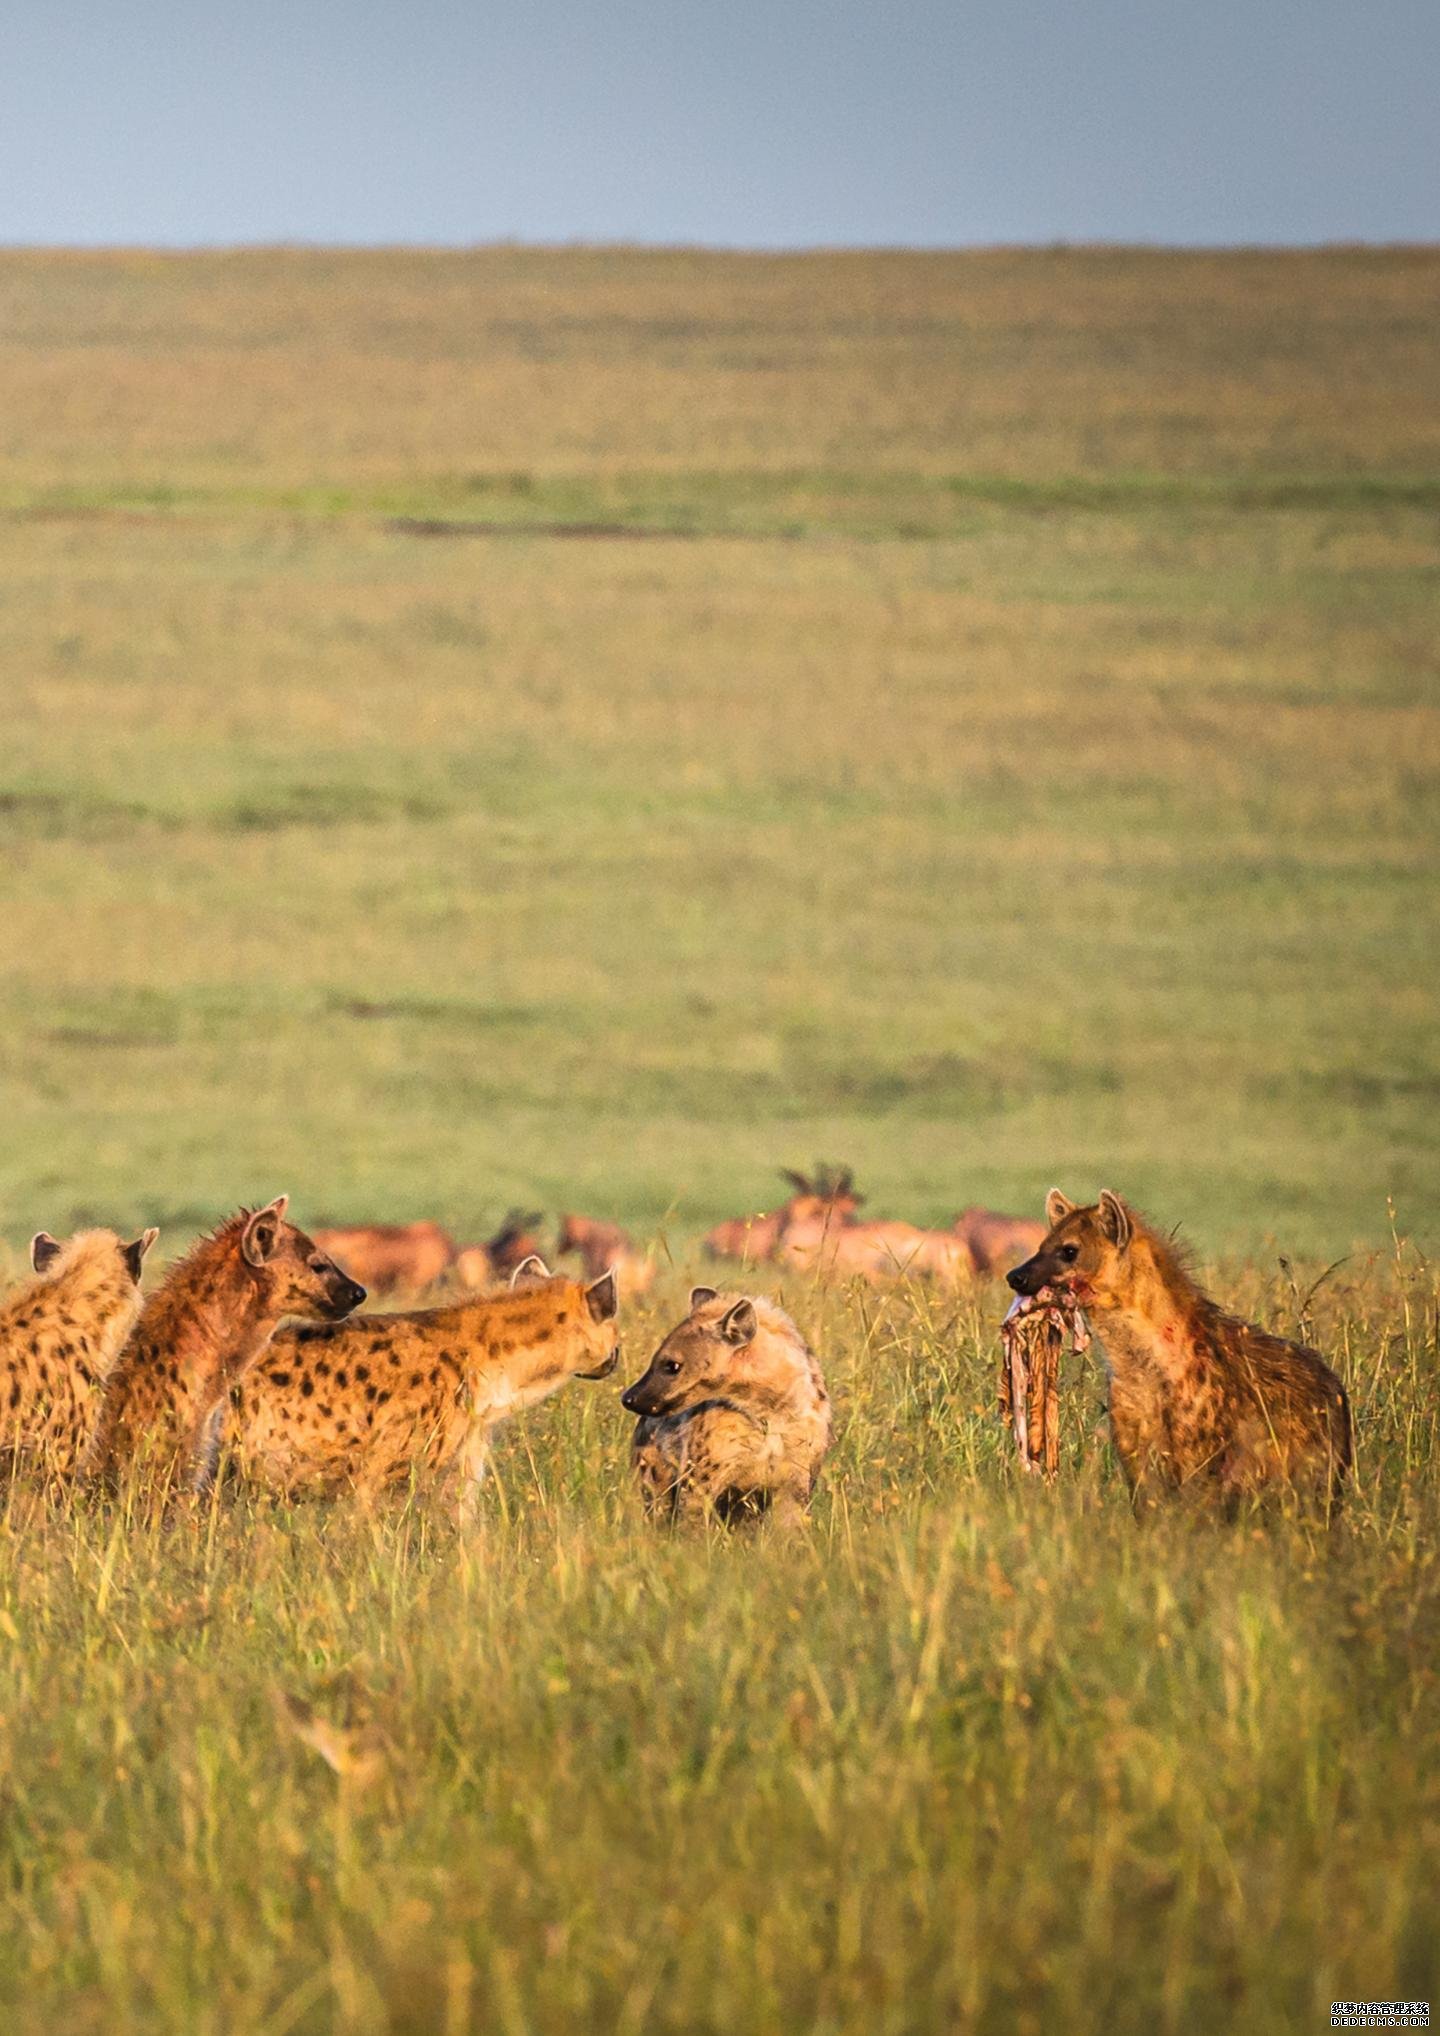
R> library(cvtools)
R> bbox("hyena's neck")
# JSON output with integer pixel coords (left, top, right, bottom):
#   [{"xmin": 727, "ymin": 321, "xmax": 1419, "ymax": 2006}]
[
  {"xmin": 1086, "ymin": 1240, "xmax": 1217, "ymax": 1391},
  {"xmin": 456, "ymin": 1301, "xmax": 581, "ymax": 1414},
  {"xmin": 1, "ymin": 1261, "xmax": 135, "ymax": 1355},
  {"xmin": 473, "ymin": 1320, "xmax": 569, "ymax": 1397},
  {"xmin": 743, "ymin": 1315, "xmax": 829, "ymax": 1422},
  {"xmin": 89, "ymin": 1242, "xmax": 271, "ymax": 1484},
  {"xmin": 730, "ymin": 1368, "xmax": 814, "ymax": 1421}
]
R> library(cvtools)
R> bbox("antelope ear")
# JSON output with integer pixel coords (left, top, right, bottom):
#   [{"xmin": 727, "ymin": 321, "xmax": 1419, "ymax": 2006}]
[
  {"xmin": 1097, "ymin": 1191, "xmax": 1131, "ymax": 1249},
  {"xmin": 509, "ymin": 1253, "xmax": 550, "ymax": 1287},
  {"xmin": 30, "ymin": 1232, "xmax": 63, "ymax": 1274},
  {"xmin": 718, "ymin": 1298, "xmax": 758, "ymax": 1348},
  {"xmin": 242, "ymin": 1196, "xmax": 289, "ymax": 1268},
  {"xmin": 689, "ymin": 1285, "xmax": 719, "ymax": 1312},
  {"xmin": 123, "ymin": 1227, "xmax": 160, "ymax": 1281},
  {"xmin": 585, "ymin": 1268, "xmax": 619, "ymax": 1322},
  {"xmin": 1045, "ymin": 1189, "xmax": 1077, "ymax": 1230},
  {"xmin": 780, "ymin": 1169, "xmax": 811, "ymax": 1194}
]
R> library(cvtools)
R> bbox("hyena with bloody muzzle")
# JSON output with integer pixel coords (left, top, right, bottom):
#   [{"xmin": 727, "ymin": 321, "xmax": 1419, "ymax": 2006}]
[
  {"xmin": 621, "ymin": 1288, "xmax": 832, "ymax": 1527},
  {"xmin": 1007, "ymin": 1190, "xmax": 1352, "ymax": 1515}
]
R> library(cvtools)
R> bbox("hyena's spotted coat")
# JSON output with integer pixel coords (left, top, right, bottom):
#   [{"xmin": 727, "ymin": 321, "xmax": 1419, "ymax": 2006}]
[
  {"xmin": 227, "ymin": 1265, "xmax": 620, "ymax": 1510},
  {"xmin": 0, "ymin": 1227, "xmax": 156, "ymax": 1480},
  {"xmin": 621, "ymin": 1288, "xmax": 832, "ymax": 1526},
  {"xmin": 1008, "ymin": 1190, "xmax": 1353, "ymax": 1513},
  {"xmin": 84, "ymin": 1198, "xmax": 364, "ymax": 1496}
]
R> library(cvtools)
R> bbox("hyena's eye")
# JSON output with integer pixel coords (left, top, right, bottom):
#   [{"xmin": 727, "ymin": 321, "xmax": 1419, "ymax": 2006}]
[
  {"xmin": 661, "ymin": 1359, "xmax": 681, "ymax": 1375},
  {"xmin": 1058, "ymin": 1243, "xmax": 1080, "ymax": 1264}
]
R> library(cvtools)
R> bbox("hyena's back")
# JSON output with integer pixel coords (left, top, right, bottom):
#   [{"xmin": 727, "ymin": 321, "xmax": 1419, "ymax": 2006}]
[{"xmin": 1217, "ymin": 1313, "xmax": 1352, "ymax": 1496}]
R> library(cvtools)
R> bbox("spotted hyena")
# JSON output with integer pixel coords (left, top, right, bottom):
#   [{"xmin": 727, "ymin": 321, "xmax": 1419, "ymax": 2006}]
[
  {"xmin": 227, "ymin": 1262, "xmax": 620, "ymax": 1514},
  {"xmin": 0, "ymin": 1227, "xmax": 157, "ymax": 1480},
  {"xmin": 620, "ymin": 1287, "xmax": 832, "ymax": 1526},
  {"xmin": 1007, "ymin": 1190, "xmax": 1352, "ymax": 1513},
  {"xmin": 84, "ymin": 1197, "xmax": 365, "ymax": 1497}
]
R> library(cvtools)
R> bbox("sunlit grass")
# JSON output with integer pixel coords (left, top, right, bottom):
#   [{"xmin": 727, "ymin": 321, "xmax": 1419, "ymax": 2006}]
[
  {"xmin": 1, "ymin": 245, "xmax": 1435, "ymax": 486},
  {"xmin": 0, "ymin": 1251, "xmax": 1436, "ymax": 2035}
]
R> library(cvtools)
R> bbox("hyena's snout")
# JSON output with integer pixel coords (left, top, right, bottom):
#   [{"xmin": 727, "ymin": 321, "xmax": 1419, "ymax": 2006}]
[
  {"xmin": 621, "ymin": 1372, "xmax": 669, "ymax": 1416},
  {"xmin": 326, "ymin": 1273, "xmax": 368, "ymax": 1319},
  {"xmin": 1006, "ymin": 1256, "xmax": 1047, "ymax": 1297}
]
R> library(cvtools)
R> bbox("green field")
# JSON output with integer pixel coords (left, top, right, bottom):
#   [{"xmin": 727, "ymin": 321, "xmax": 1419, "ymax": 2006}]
[{"xmin": 0, "ymin": 247, "xmax": 1437, "ymax": 2032}]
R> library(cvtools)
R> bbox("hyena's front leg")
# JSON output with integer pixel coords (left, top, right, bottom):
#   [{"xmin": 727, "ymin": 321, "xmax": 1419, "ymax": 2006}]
[
  {"xmin": 453, "ymin": 1420, "xmax": 496, "ymax": 1526},
  {"xmin": 1123, "ymin": 1455, "xmax": 1172, "ymax": 1520},
  {"xmin": 633, "ymin": 1450, "xmax": 681, "ymax": 1521},
  {"xmin": 767, "ymin": 1480, "xmax": 812, "ymax": 1530}
]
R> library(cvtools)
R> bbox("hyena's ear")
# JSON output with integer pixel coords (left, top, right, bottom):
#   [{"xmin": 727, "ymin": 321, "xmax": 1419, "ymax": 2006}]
[
  {"xmin": 779, "ymin": 1170, "xmax": 812, "ymax": 1195},
  {"xmin": 30, "ymin": 1232, "xmax": 64, "ymax": 1274},
  {"xmin": 1045, "ymin": 1189, "xmax": 1077, "ymax": 1230},
  {"xmin": 123, "ymin": 1227, "xmax": 160, "ymax": 1281},
  {"xmin": 509, "ymin": 1253, "xmax": 550, "ymax": 1287},
  {"xmin": 719, "ymin": 1298, "xmax": 758, "ymax": 1348},
  {"xmin": 689, "ymin": 1285, "xmax": 719, "ymax": 1312},
  {"xmin": 241, "ymin": 1195, "xmax": 290, "ymax": 1268},
  {"xmin": 585, "ymin": 1268, "xmax": 619, "ymax": 1322},
  {"xmin": 1097, "ymin": 1191, "xmax": 1131, "ymax": 1250}
]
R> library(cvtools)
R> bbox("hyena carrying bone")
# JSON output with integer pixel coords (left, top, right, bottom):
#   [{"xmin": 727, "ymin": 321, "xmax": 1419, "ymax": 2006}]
[
  {"xmin": 1007, "ymin": 1190, "xmax": 1352, "ymax": 1514},
  {"xmin": 0, "ymin": 1227, "xmax": 157, "ymax": 1481},
  {"xmin": 83, "ymin": 1198, "xmax": 364, "ymax": 1497},
  {"xmin": 621, "ymin": 1288, "xmax": 832, "ymax": 1527},
  {"xmin": 227, "ymin": 1260, "xmax": 620, "ymax": 1515}
]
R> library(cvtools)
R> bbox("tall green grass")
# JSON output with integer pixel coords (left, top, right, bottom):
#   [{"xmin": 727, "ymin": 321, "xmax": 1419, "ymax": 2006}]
[{"xmin": 0, "ymin": 1250, "xmax": 1435, "ymax": 2035}]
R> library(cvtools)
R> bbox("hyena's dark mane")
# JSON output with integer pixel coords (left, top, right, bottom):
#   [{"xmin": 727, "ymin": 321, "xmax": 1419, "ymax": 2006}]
[{"xmin": 1119, "ymin": 1202, "xmax": 1207, "ymax": 1314}]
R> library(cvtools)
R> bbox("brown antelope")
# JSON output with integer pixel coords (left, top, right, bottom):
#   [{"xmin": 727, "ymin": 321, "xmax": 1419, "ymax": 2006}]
[
  {"xmin": 312, "ymin": 1221, "xmax": 456, "ymax": 1294},
  {"xmin": 952, "ymin": 1207, "xmax": 1047, "ymax": 1277},
  {"xmin": 557, "ymin": 1213, "xmax": 656, "ymax": 1298},
  {"xmin": 485, "ymin": 1212, "xmax": 548, "ymax": 1278},
  {"xmin": 779, "ymin": 1205, "xmax": 973, "ymax": 1288},
  {"xmin": 702, "ymin": 1165, "xmax": 863, "ymax": 1264}
]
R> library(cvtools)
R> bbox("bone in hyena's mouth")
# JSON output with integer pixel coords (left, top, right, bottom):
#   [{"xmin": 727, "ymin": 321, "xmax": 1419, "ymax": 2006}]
[{"xmin": 999, "ymin": 1285, "xmax": 1091, "ymax": 1478}]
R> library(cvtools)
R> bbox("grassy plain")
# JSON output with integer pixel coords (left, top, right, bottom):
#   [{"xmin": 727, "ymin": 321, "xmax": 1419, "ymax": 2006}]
[
  {"xmin": 0, "ymin": 246, "xmax": 1437, "ymax": 2032},
  {"xmin": 2, "ymin": 1260, "xmax": 1438, "ymax": 2036}
]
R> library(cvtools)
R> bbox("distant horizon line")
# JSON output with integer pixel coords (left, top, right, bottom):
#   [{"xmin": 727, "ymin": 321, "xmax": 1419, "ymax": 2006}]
[{"xmin": 1, "ymin": 236, "xmax": 1436, "ymax": 258}]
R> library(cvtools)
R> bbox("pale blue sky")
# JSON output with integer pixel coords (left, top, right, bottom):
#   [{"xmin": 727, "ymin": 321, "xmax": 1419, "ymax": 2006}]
[{"xmin": 1, "ymin": 0, "xmax": 1435, "ymax": 247}]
